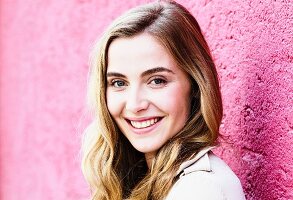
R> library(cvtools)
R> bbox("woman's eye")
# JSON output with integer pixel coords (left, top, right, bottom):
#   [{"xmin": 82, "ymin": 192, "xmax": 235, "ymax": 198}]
[
  {"xmin": 149, "ymin": 78, "xmax": 167, "ymax": 87},
  {"xmin": 111, "ymin": 80, "xmax": 126, "ymax": 88}
]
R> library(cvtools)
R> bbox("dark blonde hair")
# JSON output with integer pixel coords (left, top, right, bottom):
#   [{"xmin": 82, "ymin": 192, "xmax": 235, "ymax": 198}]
[{"xmin": 82, "ymin": 1, "xmax": 223, "ymax": 199}]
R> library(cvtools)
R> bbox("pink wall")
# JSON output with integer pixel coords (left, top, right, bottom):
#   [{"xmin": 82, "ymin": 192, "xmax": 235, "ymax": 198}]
[{"xmin": 0, "ymin": 0, "xmax": 292, "ymax": 199}]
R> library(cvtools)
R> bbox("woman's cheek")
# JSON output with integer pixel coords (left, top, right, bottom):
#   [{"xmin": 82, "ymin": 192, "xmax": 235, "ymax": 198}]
[
  {"xmin": 106, "ymin": 92, "xmax": 123, "ymax": 117},
  {"xmin": 149, "ymin": 86, "xmax": 179, "ymax": 109}
]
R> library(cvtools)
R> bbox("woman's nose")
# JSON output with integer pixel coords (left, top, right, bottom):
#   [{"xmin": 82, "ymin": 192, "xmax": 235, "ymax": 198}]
[{"xmin": 125, "ymin": 86, "xmax": 149, "ymax": 113}]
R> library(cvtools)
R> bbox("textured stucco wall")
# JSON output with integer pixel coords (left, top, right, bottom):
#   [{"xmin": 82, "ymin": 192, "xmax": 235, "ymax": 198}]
[{"xmin": 0, "ymin": 0, "xmax": 292, "ymax": 200}]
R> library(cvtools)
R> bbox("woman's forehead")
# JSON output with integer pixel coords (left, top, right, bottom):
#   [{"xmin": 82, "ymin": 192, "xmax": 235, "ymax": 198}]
[{"xmin": 107, "ymin": 33, "xmax": 180, "ymax": 74}]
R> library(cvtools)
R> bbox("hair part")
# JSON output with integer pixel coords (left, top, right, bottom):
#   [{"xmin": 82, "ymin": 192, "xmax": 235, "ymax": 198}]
[{"xmin": 82, "ymin": 1, "xmax": 223, "ymax": 199}]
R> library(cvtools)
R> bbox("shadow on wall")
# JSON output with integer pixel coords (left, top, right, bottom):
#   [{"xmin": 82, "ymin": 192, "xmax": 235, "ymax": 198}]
[{"xmin": 240, "ymin": 35, "xmax": 293, "ymax": 199}]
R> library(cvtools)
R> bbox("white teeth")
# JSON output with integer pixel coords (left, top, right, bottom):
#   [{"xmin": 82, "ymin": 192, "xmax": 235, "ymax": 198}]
[
  {"xmin": 146, "ymin": 120, "xmax": 151, "ymax": 127},
  {"xmin": 151, "ymin": 119, "xmax": 154, "ymax": 124},
  {"xmin": 142, "ymin": 121, "xmax": 147, "ymax": 128},
  {"xmin": 130, "ymin": 118, "xmax": 159, "ymax": 129}
]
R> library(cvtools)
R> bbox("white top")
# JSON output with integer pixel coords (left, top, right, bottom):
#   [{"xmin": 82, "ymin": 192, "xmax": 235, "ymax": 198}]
[{"xmin": 165, "ymin": 147, "xmax": 246, "ymax": 200}]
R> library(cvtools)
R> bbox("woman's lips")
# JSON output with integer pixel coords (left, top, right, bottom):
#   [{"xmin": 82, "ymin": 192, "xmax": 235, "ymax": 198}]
[{"xmin": 125, "ymin": 117, "xmax": 163, "ymax": 132}]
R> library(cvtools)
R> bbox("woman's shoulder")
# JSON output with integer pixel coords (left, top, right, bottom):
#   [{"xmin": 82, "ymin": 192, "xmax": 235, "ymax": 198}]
[{"xmin": 165, "ymin": 148, "xmax": 246, "ymax": 200}]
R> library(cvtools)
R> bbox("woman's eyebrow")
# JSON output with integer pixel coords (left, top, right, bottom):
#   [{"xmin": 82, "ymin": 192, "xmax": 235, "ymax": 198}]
[
  {"xmin": 141, "ymin": 67, "xmax": 175, "ymax": 77},
  {"xmin": 106, "ymin": 67, "xmax": 174, "ymax": 78},
  {"xmin": 106, "ymin": 72, "xmax": 126, "ymax": 78}
]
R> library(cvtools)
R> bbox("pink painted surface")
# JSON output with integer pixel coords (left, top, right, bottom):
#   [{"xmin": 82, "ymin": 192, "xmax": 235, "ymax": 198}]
[{"xmin": 0, "ymin": 0, "xmax": 292, "ymax": 199}]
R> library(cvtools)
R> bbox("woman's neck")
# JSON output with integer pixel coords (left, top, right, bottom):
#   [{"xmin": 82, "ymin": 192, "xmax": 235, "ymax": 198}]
[{"xmin": 145, "ymin": 151, "xmax": 156, "ymax": 169}]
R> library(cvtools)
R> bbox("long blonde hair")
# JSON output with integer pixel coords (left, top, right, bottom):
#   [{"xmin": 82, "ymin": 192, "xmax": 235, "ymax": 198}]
[{"xmin": 82, "ymin": 1, "xmax": 223, "ymax": 199}]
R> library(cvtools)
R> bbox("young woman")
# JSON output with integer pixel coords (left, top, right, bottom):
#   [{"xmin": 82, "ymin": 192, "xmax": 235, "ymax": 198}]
[{"xmin": 82, "ymin": 1, "xmax": 246, "ymax": 199}]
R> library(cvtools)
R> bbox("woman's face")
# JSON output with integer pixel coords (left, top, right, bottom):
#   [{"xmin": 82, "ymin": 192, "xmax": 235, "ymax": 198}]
[{"xmin": 106, "ymin": 33, "xmax": 191, "ymax": 157}]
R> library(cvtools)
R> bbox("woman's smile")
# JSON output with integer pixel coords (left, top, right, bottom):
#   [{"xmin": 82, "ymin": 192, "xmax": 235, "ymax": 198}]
[{"xmin": 126, "ymin": 117, "xmax": 162, "ymax": 129}]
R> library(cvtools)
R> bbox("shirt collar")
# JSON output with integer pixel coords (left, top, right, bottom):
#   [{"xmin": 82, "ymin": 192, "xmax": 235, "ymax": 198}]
[{"xmin": 176, "ymin": 146, "xmax": 215, "ymax": 176}]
